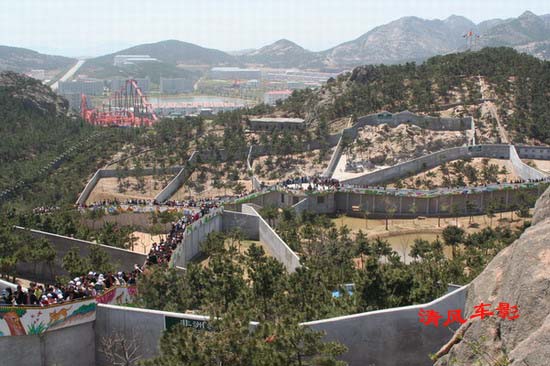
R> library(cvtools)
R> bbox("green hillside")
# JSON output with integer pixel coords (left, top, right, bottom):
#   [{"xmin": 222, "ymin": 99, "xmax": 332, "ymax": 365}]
[
  {"xmin": 281, "ymin": 47, "xmax": 550, "ymax": 144},
  {"xmin": 0, "ymin": 72, "xmax": 130, "ymax": 209}
]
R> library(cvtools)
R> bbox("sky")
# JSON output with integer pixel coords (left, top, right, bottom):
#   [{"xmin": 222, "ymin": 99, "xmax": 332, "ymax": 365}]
[{"xmin": 1, "ymin": 0, "xmax": 548, "ymax": 57}]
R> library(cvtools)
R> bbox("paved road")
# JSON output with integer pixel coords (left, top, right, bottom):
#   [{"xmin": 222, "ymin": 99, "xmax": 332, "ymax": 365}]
[{"xmin": 51, "ymin": 59, "xmax": 86, "ymax": 91}]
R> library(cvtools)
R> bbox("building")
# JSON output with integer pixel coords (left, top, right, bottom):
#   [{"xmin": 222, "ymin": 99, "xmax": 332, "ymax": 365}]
[
  {"xmin": 110, "ymin": 78, "xmax": 150, "ymax": 94},
  {"xmin": 248, "ymin": 117, "xmax": 305, "ymax": 131},
  {"xmin": 210, "ymin": 67, "xmax": 262, "ymax": 81},
  {"xmin": 263, "ymin": 90, "xmax": 293, "ymax": 105},
  {"xmin": 113, "ymin": 55, "xmax": 158, "ymax": 67},
  {"xmin": 160, "ymin": 78, "xmax": 194, "ymax": 94},
  {"xmin": 58, "ymin": 79, "xmax": 104, "ymax": 96}
]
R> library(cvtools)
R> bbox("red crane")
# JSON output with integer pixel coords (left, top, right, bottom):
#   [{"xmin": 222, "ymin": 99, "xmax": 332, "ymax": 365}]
[{"xmin": 81, "ymin": 79, "xmax": 158, "ymax": 127}]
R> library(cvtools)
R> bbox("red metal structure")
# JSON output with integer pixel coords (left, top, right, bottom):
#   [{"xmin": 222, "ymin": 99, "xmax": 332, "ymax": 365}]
[{"xmin": 81, "ymin": 79, "xmax": 158, "ymax": 127}]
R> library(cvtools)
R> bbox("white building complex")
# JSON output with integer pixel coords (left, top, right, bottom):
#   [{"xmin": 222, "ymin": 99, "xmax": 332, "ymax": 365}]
[
  {"xmin": 58, "ymin": 79, "xmax": 104, "ymax": 96},
  {"xmin": 113, "ymin": 55, "xmax": 159, "ymax": 67}
]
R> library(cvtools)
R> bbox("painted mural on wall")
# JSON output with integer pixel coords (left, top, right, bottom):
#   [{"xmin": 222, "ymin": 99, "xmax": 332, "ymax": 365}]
[
  {"xmin": 0, "ymin": 299, "xmax": 96, "ymax": 336},
  {"xmin": 96, "ymin": 286, "xmax": 137, "ymax": 305},
  {"xmin": 0, "ymin": 286, "xmax": 137, "ymax": 336}
]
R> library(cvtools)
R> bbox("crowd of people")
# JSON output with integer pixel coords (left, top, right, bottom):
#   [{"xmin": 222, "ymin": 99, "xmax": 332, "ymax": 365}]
[
  {"xmin": 272, "ymin": 175, "xmax": 550, "ymax": 196},
  {"xmin": 145, "ymin": 201, "xmax": 220, "ymax": 266},
  {"xmin": 32, "ymin": 206, "xmax": 60, "ymax": 215},
  {"xmin": 0, "ymin": 270, "xmax": 140, "ymax": 306},
  {"xmin": 3, "ymin": 199, "xmax": 223, "ymax": 307}
]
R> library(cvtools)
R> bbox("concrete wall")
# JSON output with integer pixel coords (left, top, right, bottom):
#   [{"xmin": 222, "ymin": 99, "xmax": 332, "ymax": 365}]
[
  {"xmin": 248, "ymin": 206, "xmax": 301, "ymax": 273},
  {"xmin": 95, "ymin": 304, "xmax": 210, "ymax": 366},
  {"xmin": 0, "ymin": 321, "xmax": 96, "ymax": 366},
  {"xmin": 509, "ymin": 145, "xmax": 548, "ymax": 180},
  {"xmin": 154, "ymin": 151, "xmax": 199, "ymax": 203},
  {"xmin": 14, "ymin": 227, "xmax": 146, "ymax": 283},
  {"xmin": 222, "ymin": 210, "xmax": 260, "ymax": 240},
  {"xmin": 76, "ymin": 166, "xmax": 182, "ymax": 205},
  {"xmin": 516, "ymin": 145, "xmax": 550, "ymax": 160},
  {"xmin": 291, "ymin": 197, "xmax": 310, "ymax": 216},
  {"xmin": 335, "ymin": 186, "xmax": 544, "ymax": 218},
  {"xmin": 92, "ymin": 285, "xmax": 467, "ymax": 366},
  {"xmin": 356, "ymin": 111, "xmax": 472, "ymax": 131},
  {"xmin": 170, "ymin": 212, "xmax": 223, "ymax": 268},
  {"xmin": 303, "ymin": 285, "xmax": 469, "ymax": 366},
  {"xmin": 341, "ymin": 144, "xmax": 510, "ymax": 186},
  {"xmin": 77, "ymin": 169, "xmax": 102, "ymax": 205},
  {"xmin": 322, "ymin": 134, "xmax": 345, "ymax": 178}
]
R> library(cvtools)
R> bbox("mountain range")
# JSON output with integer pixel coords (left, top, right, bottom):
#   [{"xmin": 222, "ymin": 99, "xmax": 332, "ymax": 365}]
[{"xmin": 1, "ymin": 11, "xmax": 549, "ymax": 78}]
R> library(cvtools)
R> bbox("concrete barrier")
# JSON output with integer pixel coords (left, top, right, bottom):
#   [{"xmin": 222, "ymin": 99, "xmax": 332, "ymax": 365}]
[
  {"xmin": 0, "ymin": 322, "xmax": 96, "ymax": 366},
  {"xmin": 95, "ymin": 304, "xmax": 210, "ymax": 366},
  {"xmin": 516, "ymin": 145, "xmax": 550, "ymax": 160},
  {"xmin": 222, "ymin": 210, "xmax": 260, "ymax": 240},
  {"xmin": 356, "ymin": 111, "xmax": 472, "ymax": 131},
  {"xmin": 14, "ymin": 227, "xmax": 146, "ymax": 282},
  {"xmin": 170, "ymin": 211, "xmax": 223, "ymax": 268},
  {"xmin": 509, "ymin": 145, "xmax": 547, "ymax": 180},
  {"xmin": 76, "ymin": 166, "xmax": 183, "ymax": 205},
  {"xmin": 76, "ymin": 169, "xmax": 102, "ymax": 205},
  {"xmin": 341, "ymin": 144, "xmax": 510, "ymax": 186},
  {"xmin": 322, "ymin": 133, "xmax": 345, "ymax": 178},
  {"xmin": 248, "ymin": 206, "xmax": 301, "ymax": 273},
  {"xmin": 154, "ymin": 151, "xmax": 199, "ymax": 203},
  {"xmin": 303, "ymin": 285, "xmax": 469, "ymax": 366}
]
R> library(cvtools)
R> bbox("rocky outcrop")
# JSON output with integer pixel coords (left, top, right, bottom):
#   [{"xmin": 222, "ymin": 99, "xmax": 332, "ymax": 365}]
[
  {"xmin": 0, "ymin": 71, "xmax": 68, "ymax": 117},
  {"xmin": 434, "ymin": 186, "xmax": 550, "ymax": 366}
]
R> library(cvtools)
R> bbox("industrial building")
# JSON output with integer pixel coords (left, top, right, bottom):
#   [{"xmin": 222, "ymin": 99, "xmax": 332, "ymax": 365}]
[
  {"xmin": 210, "ymin": 67, "xmax": 262, "ymax": 80},
  {"xmin": 110, "ymin": 78, "xmax": 150, "ymax": 94},
  {"xmin": 58, "ymin": 79, "xmax": 104, "ymax": 96},
  {"xmin": 113, "ymin": 55, "xmax": 158, "ymax": 67},
  {"xmin": 160, "ymin": 78, "xmax": 194, "ymax": 94},
  {"xmin": 248, "ymin": 117, "xmax": 305, "ymax": 131},
  {"xmin": 263, "ymin": 90, "xmax": 293, "ymax": 105}
]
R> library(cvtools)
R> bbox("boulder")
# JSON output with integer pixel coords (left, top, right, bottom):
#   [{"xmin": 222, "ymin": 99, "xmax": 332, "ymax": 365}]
[{"xmin": 434, "ymin": 186, "xmax": 550, "ymax": 366}]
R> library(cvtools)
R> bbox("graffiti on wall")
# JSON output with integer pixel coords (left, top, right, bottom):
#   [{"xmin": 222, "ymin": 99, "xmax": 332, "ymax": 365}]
[{"xmin": 0, "ymin": 299, "xmax": 96, "ymax": 336}]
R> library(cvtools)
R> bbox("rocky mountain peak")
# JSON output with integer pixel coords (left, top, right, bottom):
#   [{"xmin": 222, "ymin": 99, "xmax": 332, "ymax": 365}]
[{"xmin": 0, "ymin": 71, "xmax": 68, "ymax": 117}]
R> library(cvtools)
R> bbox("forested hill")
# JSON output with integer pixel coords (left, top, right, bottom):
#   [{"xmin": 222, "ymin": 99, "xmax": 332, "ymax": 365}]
[
  {"xmin": 280, "ymin": 47, "xmax": 550, "ymax": 144},
  {"xmin": 0, "ymin": 72, "xmax": 127, "ymax": 209}
]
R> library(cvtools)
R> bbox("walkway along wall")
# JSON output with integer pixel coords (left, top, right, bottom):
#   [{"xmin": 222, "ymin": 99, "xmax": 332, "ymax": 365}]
[
  {"xmin": 247, "ymin": 206, "xmax": 301, "ymax": 273},
  {"xmin": 341, "ymin": 144, "xmax": 510, "ymax": 186},
  {"xmin": 170, "ymin": 210, "xmax": 223, "ymax": 268},
  {"xmin": 356, "ymin": 110, "xmax": 473, "ymax": 131},
  {"xmin": 76, "ymin": 165, "xmax": 183, "ymax": 205},
  {"xmin": 305, "ymin": 184, "xmax": 546, "ymax": 218},
  {"xmin": 509, "ymin": 145, "xmax": 547, "ymax": 180},
  {"xmin": 154, "ymin": 151, "xmax": 199, "ymax": 203},
  {"xmin": 304, "ymin": 285, "xmax": 469, "ymax": 366},
  {"xmin": 14, "ymin": 227, "xmax": 146, "ymax": 283}
]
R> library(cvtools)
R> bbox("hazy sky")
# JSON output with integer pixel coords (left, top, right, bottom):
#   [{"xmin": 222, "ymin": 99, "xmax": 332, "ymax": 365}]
[{"xmin": 2, "ymin": 0, "xmax": 548, "ymax": 57}]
